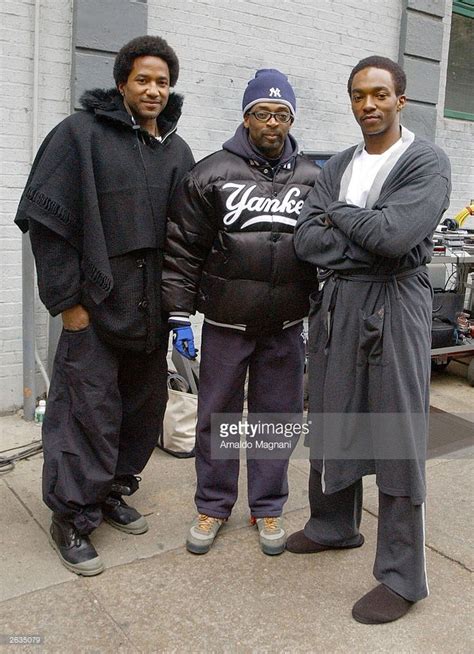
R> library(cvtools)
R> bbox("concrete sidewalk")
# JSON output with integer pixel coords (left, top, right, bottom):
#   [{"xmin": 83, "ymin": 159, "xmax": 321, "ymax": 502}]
[{"xmin": 0, "ymin": 368, "xmax": 473, "ymax": 653}]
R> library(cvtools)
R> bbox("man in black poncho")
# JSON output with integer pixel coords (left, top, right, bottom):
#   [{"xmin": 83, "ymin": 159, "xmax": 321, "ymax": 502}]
[
  {"xmin": 289, "ymin": 56, "xmax": 451, "ymax": 623},
  {"xmin": 15, "ymin": 36, "xmax": 194, "ymax": 575}
]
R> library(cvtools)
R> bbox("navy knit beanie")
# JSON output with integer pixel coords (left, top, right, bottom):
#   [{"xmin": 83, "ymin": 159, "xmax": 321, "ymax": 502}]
[{"xmin": 242, "ymin": 69, "xmax": 296, "ymax": 117}]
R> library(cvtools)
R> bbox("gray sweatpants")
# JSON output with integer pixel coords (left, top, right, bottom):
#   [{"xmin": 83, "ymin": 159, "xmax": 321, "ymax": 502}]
[{"xmin": 304, "ymin": 466, "xmax": 428, "ymax": 602}]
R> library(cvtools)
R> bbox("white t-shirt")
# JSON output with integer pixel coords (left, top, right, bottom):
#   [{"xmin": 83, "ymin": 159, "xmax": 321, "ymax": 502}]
[{"xmin": 345, "ymin": 139, "xmax": 402, "ymax": 208}]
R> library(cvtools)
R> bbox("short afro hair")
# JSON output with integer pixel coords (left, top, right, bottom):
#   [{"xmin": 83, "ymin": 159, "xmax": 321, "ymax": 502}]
[
  {"xmin": 113, "ymin": 35, "xmax": 179, "ymax": 87},
  {"xmin": 347, "ymin": 56, "xmax": 406, "ymax": 97}
]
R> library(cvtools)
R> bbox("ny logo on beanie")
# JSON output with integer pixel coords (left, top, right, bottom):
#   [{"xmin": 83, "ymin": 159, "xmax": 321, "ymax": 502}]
[{"xmin": 242, "ymin": 69, "xmax": 296, "ymax": 117}]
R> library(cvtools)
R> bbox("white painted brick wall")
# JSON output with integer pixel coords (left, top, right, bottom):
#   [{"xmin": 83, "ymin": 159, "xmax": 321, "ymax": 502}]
[
  {"xmin": 148, "ymin": 0, "xmax": 402, "ymax": 160},
  {"xmin": 0, "ymin": 0, "xmax": 73, "ymax": 412},
  {"xmin": 436, "ymin": 3, "xmax": 474, "ymax": 220}
]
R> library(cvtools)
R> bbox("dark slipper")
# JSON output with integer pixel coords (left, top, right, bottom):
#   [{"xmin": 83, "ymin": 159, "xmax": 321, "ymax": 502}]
[
  {"xmin": 286, "ymin": 529, "xmax": 364, "ymax": 553},
  {"xmin": 352, "ymin": 584, "xmax": 414, "ymax": 624}
]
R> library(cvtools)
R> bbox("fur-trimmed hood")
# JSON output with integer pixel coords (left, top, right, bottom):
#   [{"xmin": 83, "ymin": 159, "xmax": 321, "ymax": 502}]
[{"xmin": 79, "ymin": 87, "xmax": 184, "ymax": 138}]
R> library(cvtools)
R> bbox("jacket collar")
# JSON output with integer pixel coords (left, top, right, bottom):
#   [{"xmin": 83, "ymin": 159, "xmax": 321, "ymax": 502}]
[
  {"xmin": 79, "ymin": 87, "xmax": 184, "ymax": 141},
  {"xmin": 222, "ymin": 123, "xmax": 298, "ymax": 168}
]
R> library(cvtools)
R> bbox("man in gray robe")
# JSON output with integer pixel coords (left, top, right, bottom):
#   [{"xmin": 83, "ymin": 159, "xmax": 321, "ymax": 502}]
[{"xmin": 289, "ymin": 56, "xmax": 451, "ymax": 623}]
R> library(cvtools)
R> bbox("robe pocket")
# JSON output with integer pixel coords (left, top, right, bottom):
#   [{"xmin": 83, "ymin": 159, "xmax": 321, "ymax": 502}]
[
  {"xmin": 307, "ymin": 288, "xmax": 324, "ymax": 353},
  {"xmin": 357, "ymin": 306, "xmax": 386, "ymax": 366}
]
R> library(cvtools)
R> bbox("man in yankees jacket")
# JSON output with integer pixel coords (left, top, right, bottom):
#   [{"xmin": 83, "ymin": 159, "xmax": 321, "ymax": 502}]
[{"xmin": 162, "ymin": 69, "xmax": 319, "ymax": 555}]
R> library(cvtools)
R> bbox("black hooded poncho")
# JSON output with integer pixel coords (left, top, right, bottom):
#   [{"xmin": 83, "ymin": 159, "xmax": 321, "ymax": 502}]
[{"xmin": 15, "ymin": 88, "xmax": 194, "ymax": 352}]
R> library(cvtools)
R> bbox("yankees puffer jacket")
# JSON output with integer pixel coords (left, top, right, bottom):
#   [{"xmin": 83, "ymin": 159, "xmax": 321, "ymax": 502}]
[{"xmin": 162, "ymin": 125, "xmax": 319, "ymax": 334}]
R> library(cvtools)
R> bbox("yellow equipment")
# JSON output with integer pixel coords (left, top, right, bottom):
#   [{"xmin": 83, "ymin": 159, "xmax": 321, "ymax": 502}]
[{"xmin": 453, "ymin": 203, "xmax": 474, "ymax": 227}]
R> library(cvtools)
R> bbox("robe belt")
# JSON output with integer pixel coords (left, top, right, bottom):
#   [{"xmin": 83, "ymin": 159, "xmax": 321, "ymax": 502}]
[
  {"xmin": 333, "ymin": 264, "xmax": 427, "ymax": 283},
  {"xmin": 323, "ymin": 265, "xmax": 427, "ymax": 353}
]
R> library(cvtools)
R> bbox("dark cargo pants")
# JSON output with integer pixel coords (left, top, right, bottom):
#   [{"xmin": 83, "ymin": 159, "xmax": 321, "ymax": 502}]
[
  {"xmin": 42, "ymin": 324, "xmax": 168, "ymax": 535},
  {"xmin": 195, "ymin": 321, "xmax": 305, "ymax": 519}
]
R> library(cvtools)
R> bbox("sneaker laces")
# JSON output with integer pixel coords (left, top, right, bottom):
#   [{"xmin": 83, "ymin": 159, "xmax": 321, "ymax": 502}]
[
  {"xmin": 111, "ymin": 475, "xmax": 141, "ymax": 497},
  {"xmin": 197, "ymin": 514, "xmax": 221, "ymax": 533},
  {"xmin": 105, "ymin": 495, "xmax": 122, "ymax": 508},
  {"xmin": 66, "ymin": 524, "xmax": 82, "ymax": 547},
  {"xmin": 263, "ymin": 517, "xmax": 280, "ymax": 532}
]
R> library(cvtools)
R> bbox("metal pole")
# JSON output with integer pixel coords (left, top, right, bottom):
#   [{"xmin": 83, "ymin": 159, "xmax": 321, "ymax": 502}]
[
  {"xmin": 22, "ymin": 235, "xmax": 36, "ymax": 420},
  {"xmin": 22, "ymin": 0, "xmax": 41, "ymax": 420}
]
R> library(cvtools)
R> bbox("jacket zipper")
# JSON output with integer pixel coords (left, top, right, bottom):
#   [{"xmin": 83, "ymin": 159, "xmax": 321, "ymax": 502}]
[
  {"xmin": 160, "ymin": 124, "xmax": 178, "ymax": 144},
  {"xmin": 269, "ymin": 164, "xmax": 281, "ymax": 324}
]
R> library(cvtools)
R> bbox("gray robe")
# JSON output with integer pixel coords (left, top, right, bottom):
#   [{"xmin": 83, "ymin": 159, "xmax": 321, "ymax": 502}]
[{"xmin": 294, "ymin": 128, "xmax": 451, "ymax": 503}]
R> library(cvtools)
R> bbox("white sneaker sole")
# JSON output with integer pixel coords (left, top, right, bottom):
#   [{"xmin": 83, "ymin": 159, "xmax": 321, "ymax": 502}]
[{"xmin": 186, "ymin": 539, "xmax": 212, "ymax": 554}]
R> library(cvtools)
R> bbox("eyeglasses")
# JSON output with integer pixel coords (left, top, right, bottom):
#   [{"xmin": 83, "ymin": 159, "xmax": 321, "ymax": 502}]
[{"xmin": 247, "ymin": 110, "xmax": 292, "ymax": 124}]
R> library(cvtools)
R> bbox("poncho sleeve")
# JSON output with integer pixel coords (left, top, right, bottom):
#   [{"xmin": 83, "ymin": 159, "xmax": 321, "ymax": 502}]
[
  {"xmin": 29, "ymin": 221, "xmax": 83, "ymax": 316},
  {"xmin": 14, "ymin": 114, "xmax": 113, "ymax": 306}
]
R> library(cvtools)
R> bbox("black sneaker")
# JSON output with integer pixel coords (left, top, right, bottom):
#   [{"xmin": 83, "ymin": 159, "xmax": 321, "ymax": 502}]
[
  {"xmin": 102, "ymin": 495, "xmax": 149, "ymax": 535},
  {"xmin": 49, "ymin": 515, "xmax": 104, "ymax": 576}
]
